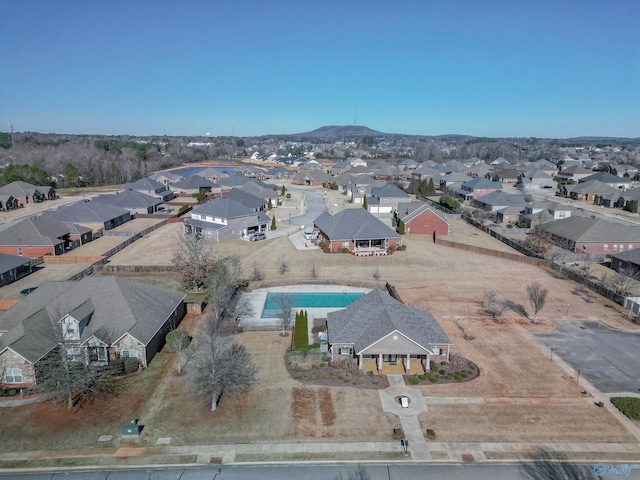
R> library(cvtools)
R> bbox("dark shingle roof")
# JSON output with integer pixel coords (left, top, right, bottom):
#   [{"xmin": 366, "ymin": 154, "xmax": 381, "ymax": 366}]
[
  {"xmin": 43, "ymin": 200, "xmax": 130, "ymax": 223},
  {"xmin": 0, "ymin": 217, "xmax": 69, "ymax": 247},
  {"xmin": 327, "ymin": 289, "xmax": 451, "ymax": 354},
  {"xmin": 0, "ymin": 277, "xmax": 185, "ymax": 363},
  {"xmin": 314, "ymin": 209, "xmax": 401, "ymax": 241},
  {"xmin": 191, "ymin": 197, "xmax": 256, "ymax": 219}
]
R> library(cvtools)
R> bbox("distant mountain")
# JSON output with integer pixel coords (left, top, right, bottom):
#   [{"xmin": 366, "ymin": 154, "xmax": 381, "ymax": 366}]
[
  {"xmin": 288, "ymin": 125, "xmax": 385, "ymax": 140},
  {"xmin": 567, "ymin": 136, "xmax": 639, "ymax": 142}
]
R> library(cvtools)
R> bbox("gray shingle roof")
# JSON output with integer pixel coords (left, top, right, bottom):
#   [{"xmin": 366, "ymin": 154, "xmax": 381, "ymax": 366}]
[
  {"xmin": 222, "ymin": 189, "xmax": 267, "ymax": 210},
  {"xmin": 43, "ymin": 200, "xmax": 130, "ymax": 223},
  {"xmin": 93, "ymin": 190, "xmax": 162, "ymax": 209},
  {"xmin": 191, "ymin": 197, "xmax": 256, "ymax": 219},
  {"xmin": 313, "ymin": 209, "xmax": 401, "ymax": 241},
  {"xmin": 0, "ymin": 253, "xmax": 33, "ymax": 273},
  {"xmin": 171, "ymin": 176, "xmax": 218, "ymax": 189},
  {"xmin": 371, "ymin": 183, "xmax": 410, "ymax": 199},
  {"xmin": 474, "ymin": 191, "xmax": 527, "ymax": 207},
  {"xmin": 0, "ymin": 277, "xmax": 185, "ymax": 363},
  {"xmin": 541, "ymin": 216, "xmax": 640, "ymax": 244},
  {"xmin": 327, "ymin": 289, "xmax": 451, "ymax": 354},
  {"xmin": 125, "ymin": 177, "xmax": 165, "ymax": 191},
  {"xmin": 0, "ymin": 217, "xmax": 69, "ymax": 247}
]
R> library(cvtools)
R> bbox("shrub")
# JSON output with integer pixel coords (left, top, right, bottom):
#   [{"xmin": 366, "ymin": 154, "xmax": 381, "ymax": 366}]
[
  {"xmin": 418, "ymin": 374, "xmax": 428, "ymax": 381},
  {"xmin": 8, "ymin": 389, "xmax": 17, "ymax": 397},
  {"xmin": 440, "ymin": 361, "xmax": 446, "ymax": 365},
  {"xmin": 426, "ymin": 429, "xmax": 436, "ymax": 438},
  {"xmin": 367, "ymin": 370, "xmax": 374, "ymax": 377},
  {"xmin": 408, "ymin": 376, "xmax": 420, "ymax": 385},
  {"xmin": 439, "ymin": 369, "xmax": 445, "ymax": 375},
  {"xmin": 178, "ymin": 204, "xmax": 190, "ymax": 213},
  {"xmin": 396, "ymin": 245, "xmax": 407, "ymax": 251},
  {"xmin": 286, "ymin": 193, "xmax": 291, "ymax": 199},
  {"xmin": 123, "ymin": 357, "xmax": 140, "ymax": 374},
  {"xmin": 311, "ymin": 364, "xmax": 316, "ymax": 369},
  {"xmin": 611, "ymin": 397, "xmax": 640, "ymax": 419},
  {"xmin": 319, "ymin": 362, "xmax": 325, "ymax": 368},
  {"xmin": 430, "ymin": 361, "xmax": 437, "ymax": 372},
  {"xmin": 595, "ymin": 401, "xmax": 604, "ymax": 407},
  {"xmin": 372, "ymin": 380, "xmax": 379, "ymax": 385},
  {"xmin": 506, "ymin": 224, "xmax": 513, "ymax": 229},
  {"xmin": 341, "ymin": 247, "xmax": 351, "ymax": 254}
]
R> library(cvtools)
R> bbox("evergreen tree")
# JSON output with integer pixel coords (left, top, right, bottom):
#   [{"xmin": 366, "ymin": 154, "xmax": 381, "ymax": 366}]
[
  {"xmin": 398, "ymin": 220, "xmax": 405, "ymax": 235},
  {"xmin": 363, "ymin": 194, "xmax": 368, "ymax": 210},
  {"xmin": 271, "ymin": 215, "xmax": 276, "ymax": 230},
  {"xmin": 427, "ymin": 177, "xmax": 436, "ymax": 193}
]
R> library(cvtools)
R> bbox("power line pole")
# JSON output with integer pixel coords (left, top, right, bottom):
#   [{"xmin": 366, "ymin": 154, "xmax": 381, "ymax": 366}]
[{"xmin": 8, "ymin": 121, "xmax": 14, "ymax": 146}]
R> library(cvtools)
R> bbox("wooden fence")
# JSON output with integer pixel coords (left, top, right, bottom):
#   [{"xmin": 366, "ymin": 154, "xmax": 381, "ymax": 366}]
[{"xmin": 434, "ymin": 238, "xmax": 551, "ymax": 267}]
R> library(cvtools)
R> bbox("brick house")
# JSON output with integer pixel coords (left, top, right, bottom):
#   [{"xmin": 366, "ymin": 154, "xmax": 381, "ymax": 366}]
[
  {"xmin": 327, "ymin": 289, "xmax": 452, "ymax": 375},
  {"xmin": 0, "ymin": 276, "xmax": 186, "ymax": 388},
  {"xmin": 313, "ymin": 208, "xmax": 402, "ymax": 255},
  {"xmin": 396, "ymin": 202, "xmax": 449, "ymax": 236}
]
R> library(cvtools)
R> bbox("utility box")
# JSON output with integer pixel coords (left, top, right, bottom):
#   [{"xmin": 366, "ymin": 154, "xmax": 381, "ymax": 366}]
[{"xmin": 121, "ymin": 420, "xmax": 141, "ymax": 436}]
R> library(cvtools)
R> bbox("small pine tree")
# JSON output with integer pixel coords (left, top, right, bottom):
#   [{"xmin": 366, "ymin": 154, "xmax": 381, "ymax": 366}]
[
  {"xmin": 363, "ymin": 194, "xmax": 368, "ymax": 210},
  {"xmin": 271, "ymin": 215, "xmax": 276, "ymax": 230},
  {"xmin": 268, "ymin": 198, "xmax": 273, "ymax": 209},
  {"xmin": 398, "ymin": 220, "xmax": 405, "ymax": 235},
  {"xmin": 427, "ymin": 177, "xmax": 436, "ymax": 193},
  {"xmin": 593, "ymin": 194, "xmax": 599, "ymax": 205},
  {"xmin": 281, "ymin": 185, "xmax": 286, "ymax": 195}
]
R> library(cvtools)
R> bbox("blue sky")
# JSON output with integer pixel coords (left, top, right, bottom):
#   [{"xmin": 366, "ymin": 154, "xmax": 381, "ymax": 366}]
[{"xmin": 1, "ymin": 0, "xmax": 638, "ymax": 138}]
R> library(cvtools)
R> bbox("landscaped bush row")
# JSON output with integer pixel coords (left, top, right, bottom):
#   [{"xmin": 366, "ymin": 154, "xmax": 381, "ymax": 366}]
[{"xmin": 410, "ymin": 360, "xmax": 477, "ymax": 384}]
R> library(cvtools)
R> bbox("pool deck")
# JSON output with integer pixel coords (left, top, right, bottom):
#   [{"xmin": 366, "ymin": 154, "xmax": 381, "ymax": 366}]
[{"xmin": 238, "ymin": 285, "xmax": 371, "ymax": 330}]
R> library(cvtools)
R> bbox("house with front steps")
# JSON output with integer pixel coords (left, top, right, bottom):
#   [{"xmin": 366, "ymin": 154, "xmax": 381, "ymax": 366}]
[{"xmin": 327, "ymin": 289, "xmax": 451, "ymax": 375}]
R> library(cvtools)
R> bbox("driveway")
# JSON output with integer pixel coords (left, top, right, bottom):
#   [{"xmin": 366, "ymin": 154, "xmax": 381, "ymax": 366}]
[
  {"xmin": 535, "ymin": 320, "xmax": 640, "ymax": 393},
  {"xmin": 288, "ymin": 188, "xmax": 326, "ymax": 228}
]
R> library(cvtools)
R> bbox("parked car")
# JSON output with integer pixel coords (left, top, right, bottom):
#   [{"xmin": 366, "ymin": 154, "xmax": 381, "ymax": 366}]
[
  {"xmin": 304, "ymin": 231, "xmax": 315, "ymax": 240},
  {"xmin": 249, "ymin": 232, "xmax": 267, "ymax": 242}
]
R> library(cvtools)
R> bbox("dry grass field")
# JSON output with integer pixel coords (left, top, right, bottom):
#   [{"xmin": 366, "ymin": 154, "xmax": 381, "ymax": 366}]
[{"xmin": 2, "ymin": 186, "xmax": 639, "ymax": 453}]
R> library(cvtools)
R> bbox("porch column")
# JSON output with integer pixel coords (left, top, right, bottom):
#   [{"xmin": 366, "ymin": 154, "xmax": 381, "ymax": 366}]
[
  {"xmin": 358, "ymin": 354, "xmax": 363, "ymax": 371},
  {"xmin": 406, "ymin": 354, "xmax": 411, "ymax": 374},
  {"xmin": 377, "ymin": 354, "xmax": 383, "ymax": 372}
]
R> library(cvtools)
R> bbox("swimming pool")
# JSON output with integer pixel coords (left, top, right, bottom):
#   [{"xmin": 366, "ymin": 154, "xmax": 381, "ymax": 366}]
[{"xmin": 261, "ymin": 292, "xmax": 364, "ymax": 318}]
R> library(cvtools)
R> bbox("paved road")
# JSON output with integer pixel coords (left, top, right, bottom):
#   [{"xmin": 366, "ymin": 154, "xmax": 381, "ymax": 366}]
[
  {"xmin": 535, "ymin": 320, "xmax": 640, "ymax": 393},
  {"xmin": 287, "ymin": 188, "xmax": 326, "ymax": 228},
  {"xmin": 0, "ymin": 463, "xmax": 615, "ymax": 480}
]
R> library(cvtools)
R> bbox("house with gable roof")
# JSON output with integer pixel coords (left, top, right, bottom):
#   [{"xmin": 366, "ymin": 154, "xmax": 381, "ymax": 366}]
[
  {"xmin": 0, "ymin": 216, "xmax": 73, "ymax": 257},
  {"xmin": 93, "ymin": 190, "xmax": 162, "ymax": 214},
  {"xmin": 540, "ymin": 216, "xmax": 640, "ymax": 254},
  {"xmin": 0, "ymin": 276, "xmax": 186, "ymax": 387},
  {"xmin": 314, "ymin": 208, "xmax": 402, "ymax": 255},
  {"xmin": 455, "ymin": 178, "xmax": 503, "ymax": 201},
  {"xmin": 327, "ymin": 289, "xmax": 451, "ymax": 375},
  {"xmin": 41, "ymin": 199, "xmax": 131, "ymax": 234},
  {"xmin": 0, "ymin": 181, "xmax": 55, "ymax": 206},
  {"xmin": 396, "ymin": 202, "xmax": 449, "ymax": 236},
  {"xmin": 170, "ymin": 176, "xmax": 221, "ymax": 196},
  {"xmin": 124, "ymin": 177, "xmax": 174, "ymax": 202},
  {"xmin": 183, "ymin": 197, "xmax": 270, "ymax": 242},
  {"xmin": 367, "ymin": 183, "xmax": 410, "ymax": 214}
]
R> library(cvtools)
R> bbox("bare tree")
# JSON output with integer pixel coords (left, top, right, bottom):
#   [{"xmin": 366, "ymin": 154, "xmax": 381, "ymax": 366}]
[
  {"xmin": 520, "ymin": 448, "xmax": 597, "ymax": 479},
  {"xmin": 250, "ymin": 260, "xmax": 264, "ymax": 281},
  {"xmin": 278, "ymin": 257, "xmax": 289, "ymax": 275},
  {"xmin": 310, "ymin": 261, "xmax": 318, "ymax": 278},
  {"xmin": 275, "ymin": 293, "xmax": 296, "ymax": 336},
  {"xmin": 189, "ymin": 332, "xmax": 257, "ymax": 412},
  {"xmin": 36, "ymin": 319, "xmax": 119, "ymax": 411},
  {"xmin": 527, "ymin": 283, "xmax": 548, "ymax": 323},
  {"xmin": 166, "ymin": 330, "xmax": 191, "ymax": 375},
  {"xmin": 373, "ymin": 267, "xmax": 381, "ymax": 281},
  {"xmin": 171, "ymin": 232, "xmax": 215, "ymax": 292},
  {"xmin": 606, "ymin": 266, "xmax": 640, "ymax": 297},
  {"xmin": 207, "ymin": 255, "xmax": 244, "ymax": 335}
]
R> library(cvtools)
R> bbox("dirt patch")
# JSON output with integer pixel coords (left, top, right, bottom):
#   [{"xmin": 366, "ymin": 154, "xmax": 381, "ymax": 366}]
[{"xmin": 319, "ymin": 389, "xmax": 336, "ymax": 427}]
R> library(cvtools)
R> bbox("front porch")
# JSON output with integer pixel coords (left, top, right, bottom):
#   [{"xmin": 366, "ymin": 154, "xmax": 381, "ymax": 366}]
[{"xmin": 361, "ymin": 354, "xmax": 427, "ymax": 375}]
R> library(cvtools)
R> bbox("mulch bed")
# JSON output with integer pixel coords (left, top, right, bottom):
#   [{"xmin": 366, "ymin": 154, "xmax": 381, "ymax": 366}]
[
  {"xmin": 285, "ymin": 353, "xmax": 389, "ymax": 390},
  {"xmin": 402, "ymin": 355, "xmax": 480, "ymax": 385}
]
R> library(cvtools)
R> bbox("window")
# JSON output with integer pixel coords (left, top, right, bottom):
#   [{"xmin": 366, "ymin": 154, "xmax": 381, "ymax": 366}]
[
  {"xmin": 339, "ymin": 347, "xmax": 351, "ymax": 355},
  {"xmin": 17, "ymin": 248, "xmax": 22, "ymax": 256},
  {"xmin": 342, "ymin": 242, "xmax": 349, "ymax": 249},
  {"xmin": 603, "ymin": 244, "xmax": 608, "ymax": 251},
  {"xmin": 5, "ymin": 367, "xmax": 23, "ymax": 383},
  {"xmin": 66, "ymin": 347, "xmax": 83, "ymax": 362},
  {"xmin": 432, "ymin": 347, "xmax": 442, "ymax": 355},
  {"xmin": 629, "ymin": 244, "xmax": 633, "ymax": 250},
  {"xmin": 613, "ymin": 244, "xmax": 618, "ymax": 251},
  {"xmin": 121, "ymin": 350, "xmax": 139, "ymax": 358}
]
